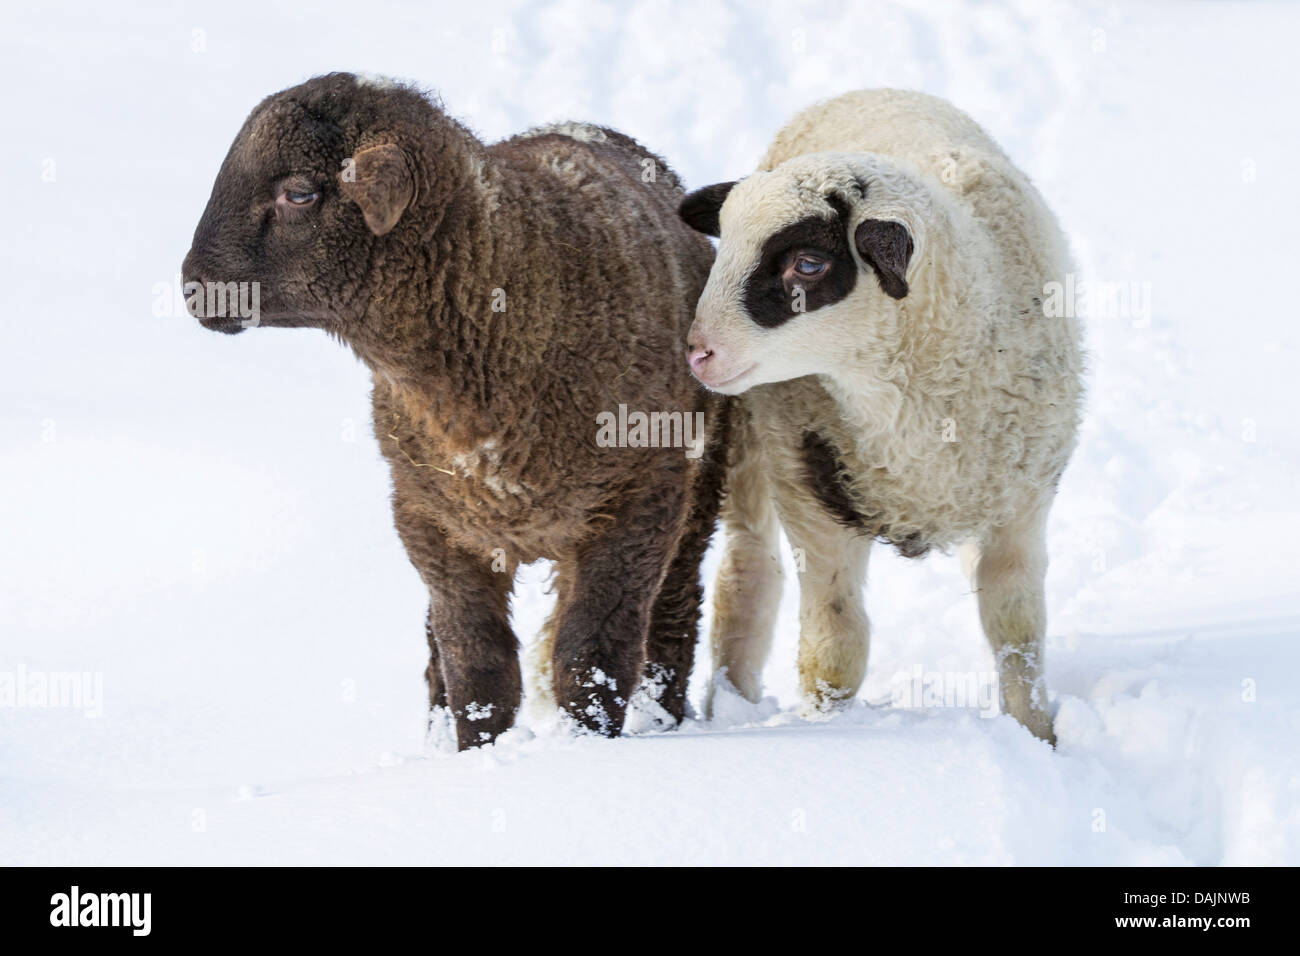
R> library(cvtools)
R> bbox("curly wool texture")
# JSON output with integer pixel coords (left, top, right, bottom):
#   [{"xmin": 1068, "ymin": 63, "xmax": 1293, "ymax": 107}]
[
  {"xmin": 183, "ymin": 75, "xmax": 726, "ymax": 748},
  {"xmin": 368, "ymin": 117, "xmax": 711, "ymax": 562},
  {"xmin": 693, "ymin": 90, "xmax": 1083, "ymax": 741},
  {"xmin": 748, "ymin": 89, "xmax": 1084, "ymax": 550}
]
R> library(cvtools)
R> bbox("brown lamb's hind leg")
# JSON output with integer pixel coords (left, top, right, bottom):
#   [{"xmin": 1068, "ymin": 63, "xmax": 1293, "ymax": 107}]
[
  {"xmin": 551, "ymin": 484, "xmax": 687, "ymax": 736},
  {"xmin": 423, "ymin": 608, "xmax": 459, "ymax": 748},
  {"xmin": 425, "ymin": 608, "xmax": 447, "ymax": 711},
  {"xmin": 641, "ymin": 399, "xmax": 731, "ymax": 724}
]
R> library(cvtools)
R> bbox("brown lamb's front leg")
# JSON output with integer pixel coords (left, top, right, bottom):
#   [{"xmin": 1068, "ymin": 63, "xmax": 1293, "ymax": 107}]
[
  {"xmin": 395, "ymin": 507, "xmax": 521, "ymax": 750},
  {"xmin": 551, "ymin": 488, "xmax": 686, "ymax": 736},
  {"xmin": 429, "ymin": 563, "xmax": 520, "ymax": 749}
]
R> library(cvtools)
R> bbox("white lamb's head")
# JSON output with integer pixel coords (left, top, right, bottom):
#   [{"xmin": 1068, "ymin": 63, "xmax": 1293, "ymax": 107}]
[{"xmin": 678, "ymin": 153, "xmax": 923, "ymax": 394}]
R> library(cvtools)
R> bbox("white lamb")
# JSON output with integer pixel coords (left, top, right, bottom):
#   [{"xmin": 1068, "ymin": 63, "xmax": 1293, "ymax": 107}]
[{"xmin": 678, "ymin": 89, "xmax": 1083, "ymax": 743}]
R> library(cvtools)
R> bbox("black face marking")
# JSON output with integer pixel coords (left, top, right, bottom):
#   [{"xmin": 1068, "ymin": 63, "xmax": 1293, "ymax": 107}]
[
  {"xmin": 801, "ymin": 429, "xmax": 932, "ymax": 559},
  {"xmin": 742, "ymin": 198, "xmax": 857, "ymax": 329},
  {"xmin": 678, "ymin": 181, "xmax": 737, "ymax": 237}
]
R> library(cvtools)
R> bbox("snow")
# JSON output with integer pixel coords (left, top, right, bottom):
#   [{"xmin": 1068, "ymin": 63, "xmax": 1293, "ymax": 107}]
[{"xmin": 3, "ymin": 0, "xmax": 1298, "ymax": 865}]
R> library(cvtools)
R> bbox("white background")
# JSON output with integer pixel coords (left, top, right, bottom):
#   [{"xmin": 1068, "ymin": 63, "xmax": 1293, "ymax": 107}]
[{"xmin": 2, "ymin": 0, "xmax": 1298, "ymax": 864}]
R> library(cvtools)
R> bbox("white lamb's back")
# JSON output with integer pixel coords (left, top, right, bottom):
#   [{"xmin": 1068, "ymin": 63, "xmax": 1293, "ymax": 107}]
[
  {"xmin": 760, "ymin": 89, "xmax": 1003, "ymax": 173},
  {"xmin": 751, "ymin": 89, "xmax": 1083, "ymax": 539},
  {"xmin": 760, "ymin": 90, "xmax": 1070, "ymax": 276}
]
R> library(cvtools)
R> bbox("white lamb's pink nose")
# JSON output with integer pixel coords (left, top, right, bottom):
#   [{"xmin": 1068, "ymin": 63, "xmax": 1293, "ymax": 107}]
[{"xmin": 688, "ymin": 344, "xmax": 713, "ymax": 374}]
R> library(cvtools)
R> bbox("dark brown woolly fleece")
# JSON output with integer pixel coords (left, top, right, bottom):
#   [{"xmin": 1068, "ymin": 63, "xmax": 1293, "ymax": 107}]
[{"xmin": 182, "ymin": 73, "xmax": 727, "ymax": 749}]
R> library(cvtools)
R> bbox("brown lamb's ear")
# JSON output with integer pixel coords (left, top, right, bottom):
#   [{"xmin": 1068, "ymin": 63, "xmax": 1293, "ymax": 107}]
[
  {"xmin": 678, "ymin": 181, "xmax": 738, "ymax": 237},
  {"xmin": 339, "ymin": 144, "xmax": 416, "ymax": 236},
  {"xmin": 854, "ymin": 219, "xmax": 914, "ymax": 299}
]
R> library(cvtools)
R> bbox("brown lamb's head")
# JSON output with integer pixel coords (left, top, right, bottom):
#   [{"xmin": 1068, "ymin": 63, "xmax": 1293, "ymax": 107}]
[{"xmin": 182, "ymin": 73, "xmax": 444, "ymax": 336}]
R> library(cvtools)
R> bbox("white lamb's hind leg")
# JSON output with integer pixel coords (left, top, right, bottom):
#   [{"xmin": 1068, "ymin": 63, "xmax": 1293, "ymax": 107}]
[
  {"xmin": 707, "ymin": 445, "xmax": 783, "ymax": 714},
  {"xmin": 973, "ymin": 494, "xmax": 1056, "ymax": 744},
  {"xmin": 522, "ymin": 562, "xmax": 570, "ymax": 722},
  {"xmin": 958, "ymin": 537, "xmax": 981, "ymax": 586}
]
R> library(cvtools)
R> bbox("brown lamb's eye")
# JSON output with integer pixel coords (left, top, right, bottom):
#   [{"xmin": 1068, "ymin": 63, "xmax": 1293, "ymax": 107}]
[{"xmin": 276, "ymin": 185, "xmax": 319, "ymax": 213}]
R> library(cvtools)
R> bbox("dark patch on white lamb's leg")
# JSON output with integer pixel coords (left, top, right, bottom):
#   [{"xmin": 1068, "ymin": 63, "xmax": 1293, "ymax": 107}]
[{"xmin": 800, "ymin": 429, "xmax": 867, "ymax": 531}]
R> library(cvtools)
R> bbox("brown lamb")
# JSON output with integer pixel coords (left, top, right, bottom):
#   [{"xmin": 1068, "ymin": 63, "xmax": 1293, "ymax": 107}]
[{"xmin": 182, "ymin": 73, "xmax": 728, "ymax": 749}]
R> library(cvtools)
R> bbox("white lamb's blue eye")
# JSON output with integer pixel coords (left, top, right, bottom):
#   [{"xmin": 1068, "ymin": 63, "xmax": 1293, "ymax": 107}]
[{"xmin": 795, "ymin": 256, "xmax": 827, "ymax": 276}]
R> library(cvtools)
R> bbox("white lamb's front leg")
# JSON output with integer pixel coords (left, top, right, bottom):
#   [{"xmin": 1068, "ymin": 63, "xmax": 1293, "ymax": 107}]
[
  {"xmin": 972, "ymin": 494, "xmax": 1056, "ymax": 744},
  {"xmin": 781, "ymin": 508, "xmax": 873, "ymax": 715}
]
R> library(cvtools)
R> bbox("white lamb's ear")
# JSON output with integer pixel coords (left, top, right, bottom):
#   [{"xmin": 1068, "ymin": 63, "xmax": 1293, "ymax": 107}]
[
  {"xmin": 679, "ymin": 181, "xmax": 738, "ymax": 237},
  {"xmin": 854, "ymin": 219, "xmax": 913, "ymax": 299},
  {"xmin": 340, "ymin": 144, "xmax": 417, "ymax": 236}
]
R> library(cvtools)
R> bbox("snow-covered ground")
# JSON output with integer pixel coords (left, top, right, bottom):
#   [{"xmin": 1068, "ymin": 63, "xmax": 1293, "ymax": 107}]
[{"xmin": 3, "ymin": 0, "xmax": 1298, "ymax": 865}]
